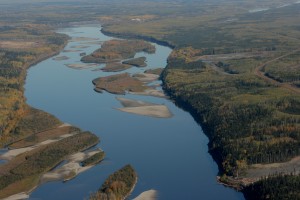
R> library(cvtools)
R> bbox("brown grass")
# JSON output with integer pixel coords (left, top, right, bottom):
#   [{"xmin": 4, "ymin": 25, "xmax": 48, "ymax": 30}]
[{"xmin": 0, "ymin": 175, "xmax": 40, "ymax": 199}]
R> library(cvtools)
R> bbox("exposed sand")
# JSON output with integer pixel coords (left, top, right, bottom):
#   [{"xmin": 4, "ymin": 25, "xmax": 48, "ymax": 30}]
[
  {"xmin": 40, "ymin": 149, "xmax": 102, "ymax": 183},
  {"xmin": 116, "ymin": 97, "xmax": 172, "ymax": 118},
  {"xmin": 129, "ymin": 88, "xmax": 165, "ymax": 98},
  {"xmin": 245, "ymin": 156, "xmax": 300, "ymax": 178},
  {"xmin": 65, "ymin": 63, "xmax": 98, "ymax": 70},
  {"xmin": 0, "ymin": 133, "xmax": 77, "ymax": 160},
  {"xmin": 59, "ymin": 123, "xmax": 71, "ymax": 128},
  {"xmin": 133, "ymin": 73, "xmax": 159, "ymax": 82},
  {"xmin": 118, "ymin": 105, "xmax": 172, "ymax": 118},
  {"xmin": 68, "ymin": 150, "xmax": 102, "ymax": 162},
  {"xmin": 144, "ymin": 68, "xmax": 163, "ymax": 76},
  {"xmin": 0, "ymin": 147, "xmax": 34, "ymax": 160},
  {"xmin": 133, "ymin": 190, "xmax": 158, "ymax": 200},
  {"xmin": 53, "ymin": 56, "xmax": 69, "ymax": 61},
  {"xmin": 117, "ymin": 97, "xmax": 153, "ymax": 107},
  {"xmin": 2, "ymin": 192, "xmax": 29, "ymax": 200},
  {"xmin": 41, "ymin": 163, "xmax": 93, "ymax": 183}
]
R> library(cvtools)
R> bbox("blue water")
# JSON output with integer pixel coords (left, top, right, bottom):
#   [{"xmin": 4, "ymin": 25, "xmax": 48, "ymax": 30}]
[{"xmin": 25, "ymin": 25, "xmax": 244, "ymax": 200}]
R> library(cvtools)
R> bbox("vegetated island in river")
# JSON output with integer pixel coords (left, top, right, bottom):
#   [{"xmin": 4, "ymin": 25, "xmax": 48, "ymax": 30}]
[
  {"xmin": 101, "ymin": 62, "xmax": 132, "ymax": 72},
  {"xmin": 92, "ymin": 72, "xmax": 165, "ymax": 98},
  {"xmin": 89, "ymin": 164, "xmax": 137, "ymax": 200},
  {"xmin": 0, "ymin": 108, "xmax": 103, "ymax": 199},
  {"xmin": 122, "ymin": 56, "xmax": 147, "ymax": 67},
  {"xmin": 92, "ymin": 73, "xmax": 148, "ymax": 95},
  {"xmin": 81, "ymin": 39, "xmax": 155, "ymax": 64}
]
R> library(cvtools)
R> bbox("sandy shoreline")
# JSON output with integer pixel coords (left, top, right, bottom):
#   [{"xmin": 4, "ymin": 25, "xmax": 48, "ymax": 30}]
[
  {"xmin": 129, "ymin": 88, "xmax": 166, "ymax": 98},
  {"xmin": 2, "ymin": 192, "xmax": 29, "ymax": 200},
  {"xmin": 41, "ymin": 149, "xmax": 103, "ymax": 183},
  {"xmin": 65, "ymin": 63, "xmax": 99, "ymax": 70},
  {"xmin": 0, "ymin": 133, "xmax": 77, "ymax": 160},
  {"xmin": 133, "ymin": 190, "xmax": 158, "ymax": 200},
  {"xmin": 133, "ymin": 73, "xmax": 159, "ymax": 82}
]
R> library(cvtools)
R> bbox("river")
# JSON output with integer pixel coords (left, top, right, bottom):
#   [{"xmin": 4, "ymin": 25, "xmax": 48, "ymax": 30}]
[{"xmin": 25, "ymin": 25, "xmax": 244, "ymax": 200}]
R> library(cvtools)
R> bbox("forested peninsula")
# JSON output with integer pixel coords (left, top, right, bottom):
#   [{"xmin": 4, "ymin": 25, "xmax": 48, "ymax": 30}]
[{"xmin": 100, "ymin": 2, "xmax": 300, "ymax": 199}]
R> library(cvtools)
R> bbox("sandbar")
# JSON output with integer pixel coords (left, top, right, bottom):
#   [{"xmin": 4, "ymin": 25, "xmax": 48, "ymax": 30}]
[
  {"xmin": 116, "ymin": 97, "xmax": 172, "ymax": 118},
  {"xmin": 65, "ymin": 63, "xmax": 98, "ymax": 70},
  {"xmin": 41, "ymin": 149, "xmax": 103, "ymax": 183},
  {"xmin": 2, "ymin": 192, "xmax": 29, "ymax": 200},
  {"xmin": 53, "ymin": 56, "xmax": 69, "ymax": 61},
  {"xmin": 133, "ymin": 73, "xmax": 159, "ymax": 82},
  {"xmin": 129, "ymin": 88, "xmax": 166, "ymax": 98},
  {"xmin": 133, "ymin": 190, "xmax": 158, "ymax": 200}
]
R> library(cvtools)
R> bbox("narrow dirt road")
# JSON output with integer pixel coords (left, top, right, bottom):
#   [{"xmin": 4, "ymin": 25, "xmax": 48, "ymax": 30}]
[{"xmin": 254, "ymin": 49, "xmax": 300, "ymax": 95}]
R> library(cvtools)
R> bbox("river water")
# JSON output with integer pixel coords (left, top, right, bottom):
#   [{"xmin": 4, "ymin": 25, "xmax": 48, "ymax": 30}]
[{"xmin": 25, "ymin": 25, "xmax": 244, "ymax": 200}]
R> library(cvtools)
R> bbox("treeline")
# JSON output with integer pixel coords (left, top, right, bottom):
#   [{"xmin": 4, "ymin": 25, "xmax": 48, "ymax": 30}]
[
  {"xmin": 162, "ymin": 49, "xmax": 300, "ymax": 176},
  {"xmin": 0, "ymin": 25, "xmax": 68, "ymax": 146},
  {"xmin": 0, "ymin": 131, "xmax": 99, "ymax": 192},
  {"xmin": 243, "ymin": 174, "xmax": 300, "ymax": 200},
  {"xmin": 81, "ymin": 151, "xmax": 105, "ymax": 167}
]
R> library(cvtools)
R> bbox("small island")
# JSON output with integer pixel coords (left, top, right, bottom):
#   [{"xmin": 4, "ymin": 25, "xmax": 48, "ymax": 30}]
[
  {"xmin": 92, "ymin": 73, "xmax": 148, "ymax": 95},
  {"xmin": 53, "ymin": 56, "xmax": 69, "ymax": 61},
  {"xmin": 122, "ymin": 57, "xmax": 147, "ymax": 67},
  {"xmin": 81, "ymin": 151, "xmax": 105, "ymax": 167},
  {"xmin": 81, "ymin": 39, "xmax": 155, "ymax": 63},
  {"xmin": 144, "ymin": 68, "xmax": 163, "ymax": 76},
  {"xmin": 89, "ymin": 164, "xmax": 137, "ymax": 200},
  {"xmin": 101, "ymin": 62, "xmax": 132, "ymax": 72}
]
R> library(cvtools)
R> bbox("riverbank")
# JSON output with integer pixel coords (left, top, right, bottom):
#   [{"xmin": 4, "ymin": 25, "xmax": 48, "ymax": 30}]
[
  {"xmin": 160, "ymin": 47, "xmax": 300, "ymax": 198},
  {"xmin": 101, "ymin": 28, "xmax": 175, "ymax": 49},
  {"xmin": 101, "ymin": 23, "xmax": 300, "ymax": 198},
  {"xmin": 0, "ymin": 25, "xmax": 105, "ymax": 199},
  {"xmin": 0, "ymin": 130, "xmax": 99, "ymax": 199}
]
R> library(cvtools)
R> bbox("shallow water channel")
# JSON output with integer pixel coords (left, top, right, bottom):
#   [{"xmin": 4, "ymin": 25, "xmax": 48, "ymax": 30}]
[{"xmin": 24, "ymin": 25, "xmax": 244, "ymax": 200}]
